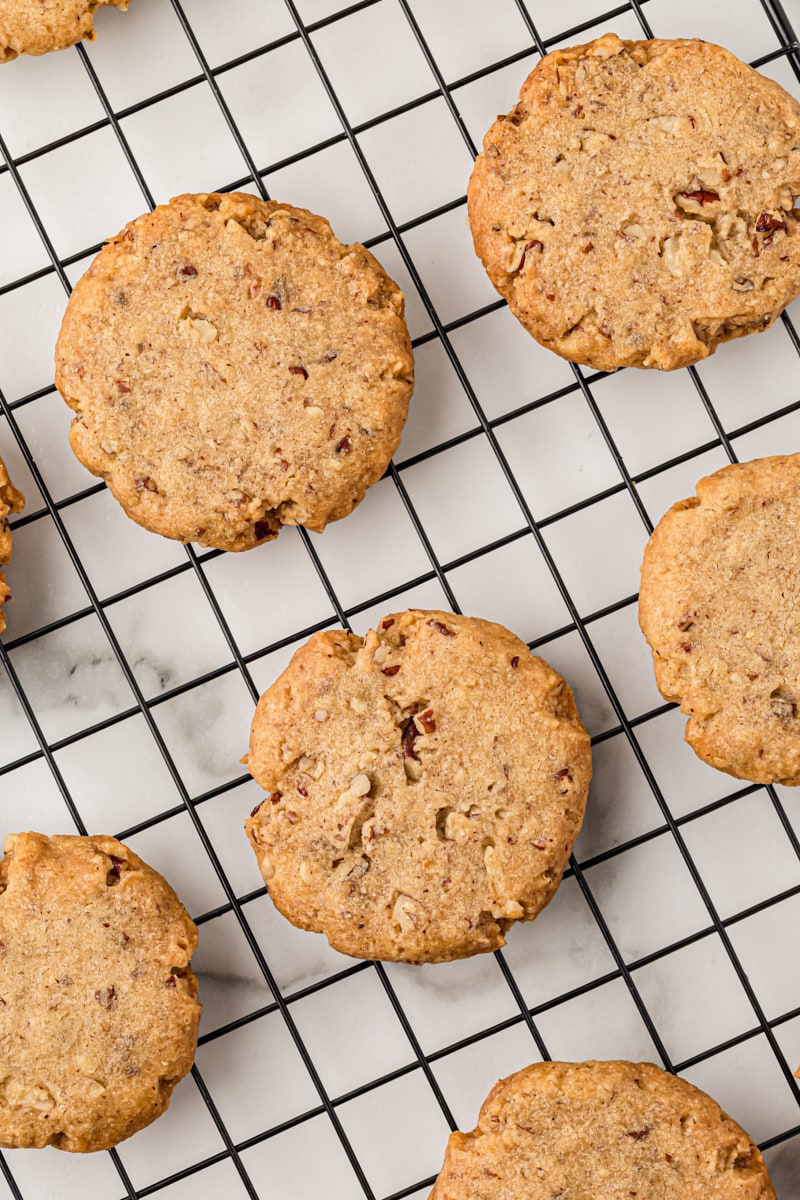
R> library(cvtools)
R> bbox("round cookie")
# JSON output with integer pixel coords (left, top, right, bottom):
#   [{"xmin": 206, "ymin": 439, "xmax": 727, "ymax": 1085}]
[
  {"xmin": 430, "ymin": 1060, "xmax": 775, "ymax": 1199},
  {"xmin": 0, "ymin": 455, "xmax": 24, "ymax": 635},
  {"xmin": 468, "ymin": 34, "xmax": 800, "ymax": 371},
  {"xmin": 639, "ymin": 454, "xmax": 800, "ymax": 785},
  {"xmin": 0, "ymin": 1, "xmax": 129, "ymax": 62},
  {"xmin": 55, "ymin": 192, "xmax": 413, "ymax": 551},
  {"xmin": 0, "ymin": 832, "xmax": 201, "ymax": 1151},
  {"xmin": 246, "ymin": 609, "xmax": 591, "ymax": 964}
]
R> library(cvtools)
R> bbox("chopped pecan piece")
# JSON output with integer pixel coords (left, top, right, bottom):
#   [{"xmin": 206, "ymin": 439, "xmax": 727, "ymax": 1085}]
[
  {"xmin": 106, "ymin": 855, "xmax": 126, "ymax": 886},
  {"xmin": 755, "ymin": 211, "xmax": 786, "ymax": 234},
  {"xmin": 402, "ymin": 718, "xmax": 420, "ymax": 763},
  {"xmin": 678, "ymin": 190, "xmax": 720, "ymax": 206},
  {"xmin": 417, "ymin": 709, "xmax": 436, "ymax": 734},
  {"xmin": 519, "ymin": 239, "xmax": 544, "ymax": 270}
]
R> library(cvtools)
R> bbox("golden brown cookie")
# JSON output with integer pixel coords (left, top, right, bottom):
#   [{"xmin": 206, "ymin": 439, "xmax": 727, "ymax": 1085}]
[
  {"xmin": 0, "ymin": 0, "xmax": 129, "ymax": 62},
  {"xmin": 55, "ymin": 192, "xmax": 413, "ymax": 551},
  {"xmin": 468, "ymin": 34, "xmax": 800, "ymax": 371},
  {"xmin": 430, "ymin": 1060, "xmax": 775, "ymax": 1199},
  {"xmin": 0, "ymin": 832, "xmax": 201, "ymax": 1151},
  {"xmin": 0, "ymin": 455, "xmax": 23, "ymax": 635},
  {"xmin": 639, "ymin": 454, "xmax": 800, "ymax": 785},
  {"xmin": 246, "ymin": 610, "xmax": 591, "ymax": 963}
]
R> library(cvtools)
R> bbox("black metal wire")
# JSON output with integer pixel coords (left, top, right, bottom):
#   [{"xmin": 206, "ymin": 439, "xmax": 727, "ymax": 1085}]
[{"xmin": 1, "ymin": 0, "xmax": 800, "ymax": 1195}]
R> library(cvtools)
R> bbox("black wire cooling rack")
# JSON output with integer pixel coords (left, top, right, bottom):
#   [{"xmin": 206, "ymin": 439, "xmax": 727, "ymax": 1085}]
[{"xmin": 2, "ymin": 1, "xmax": 800, "ymax": 1196}]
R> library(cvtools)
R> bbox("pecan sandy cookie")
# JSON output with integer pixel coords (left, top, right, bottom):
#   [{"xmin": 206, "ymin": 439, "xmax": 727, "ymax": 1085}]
[
  {"xmin": 0, "ymin": 832, "xmax": 201, "ymax": 1151},
  {"xmin": 0, "ymin": 455, "xmax": 23, "ymax": 635},
  {"xmin": 55, "ymin": 192, "xmax": 413, "ymax": 551},
  {"xmin": 468, "ymin": 34, "xmax": 800, "ymax": 371},
  {"xmin": 246, "ymin": 610, "xmax": 591, "ymax": 963},
  {"xmin": 639, "ymin": 454, "xmax": 800, "ymax": 785},
  {"xmin": 0, "ymin": 0, "xmax": 129, "ymax": 62},
  {"xmin": 430, "ymin": 1060, "xmax": 775, "ymax": 1199}
]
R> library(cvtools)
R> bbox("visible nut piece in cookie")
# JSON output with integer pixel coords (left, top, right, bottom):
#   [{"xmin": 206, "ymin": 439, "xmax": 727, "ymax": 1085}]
[
  {"xmin": 299, "ymin": 861, "xmax": 322, "ymax": 885},
  {"xmin": 648, "ymin": 115, "xmax": 686, "ymax": 133},
  {"xmin": 676, "ymin": 189, "xmax": 721, "ymax": 210},
  {"xmin": 181, "ymin": 314, "xmax": 218, "ymax": 343},
  {"xmin": 755, "ymin": 211, "xmax": 787, "ymax": 235},
  {"xmin": 349, "ymin": 773, "xmax": 371, "ymax": 797},
  {"xmin": 4, "ymin": 1082, "xmax": 55, "ymax": 1113},
  {"xmin": 660, "ymin": 235, "xmax": 683, "ymax": 277},
  {"xmin": 392, "ymin": 894, "xmax": 425, "ymax": 932}
]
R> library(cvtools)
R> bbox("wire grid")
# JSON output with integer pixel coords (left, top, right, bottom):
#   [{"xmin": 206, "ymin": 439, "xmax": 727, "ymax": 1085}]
[{"xmin": 1, "ymin": 0, "xmax": 800, "ymax": 1195}]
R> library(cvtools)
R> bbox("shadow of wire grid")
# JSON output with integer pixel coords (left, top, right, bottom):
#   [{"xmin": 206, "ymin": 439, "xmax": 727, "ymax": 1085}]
[{"xmin": 1, "ymin": 0, "xmax": 800, "ymax": 1195}]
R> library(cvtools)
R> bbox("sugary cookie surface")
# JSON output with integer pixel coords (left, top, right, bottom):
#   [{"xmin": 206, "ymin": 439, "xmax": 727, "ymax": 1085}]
[
  {"xmin": 0, "ymin": 0, "xmax": 129, "ymax": 62},
  {"xmin": 0, "ymin": 832, "xmax": 201, "ymax": 1151},
  {"xmin": 468, "ymin": 34, "xmax": 800, "ymax": 370},
  {"xmin": 639, "ymin": 454, "xmax": 800, "ymax": 784},
  {"xmin": 430, "ymin": 1060, "xmax": 775, "ymax": 1200},
  {"xmin": 56, "ymin": 192, "xmax": 413, "ymax": 551},
  {"xmin": 0, "ymin": 455, "xmax": 23, "ymax": 634},
  {"xmin": 246, "ymin": 610, "xmax": 591, "ymax": 963}
]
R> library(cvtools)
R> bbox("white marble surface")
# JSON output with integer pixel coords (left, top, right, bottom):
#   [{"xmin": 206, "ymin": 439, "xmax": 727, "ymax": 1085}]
[{"xmin": 1, "ymin": 0, "xmax": 800, "ymax": 1197}]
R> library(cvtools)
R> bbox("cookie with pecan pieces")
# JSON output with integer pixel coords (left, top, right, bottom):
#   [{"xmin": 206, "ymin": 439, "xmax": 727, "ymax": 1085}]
[
  {"xmin": 0, "ymin": 0, "xmax": 130, "ymax": 62},
  {"xmin": 468, "ymin": 34, "xmax": 800, "ymax": 370},
  {"xmin": 430, "ymin": 1060, "xmax": 775, "ymax": 1200},
  {"xmin": 246, "ymin": 609, "xmax": 591, "ymax": 963},
  {"xmin": 640, "ymin": 453, "xmax": 800, "ymax": 784},
  {"xmin": 56, "ymin": 192, "xmax": 413, "ymax": 551},
  {"xmin": 0, "ymin": 832, "xmax": 200, "ymax": 1151},
  {"xmin": 0, "ymin": 455, "xmax": 23, "ymax": 635}
]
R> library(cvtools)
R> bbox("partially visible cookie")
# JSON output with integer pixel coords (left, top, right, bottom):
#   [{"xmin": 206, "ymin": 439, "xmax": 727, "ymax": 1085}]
[
  {"xmin": 0, "ymin": 455, "xmax": 23, "ymax": 635},
  {"xmin": 246, "ymin": 609, "xmax": 591, "ymax": 963},
  {"xmin": 639, "ymin": 454, "xmax": 800, "ymax": 785},
  {"xmin": 0, "ymin": 0, "xmax": 130, "ymax": 62},
  {"xmin": 468, "ymin": 34, "xmax": 800, "ymax": 371},
  {"xmin": 0, "ymin": 832, "xmax": 201, "ymax": 1151},
  {"xmin": 55, "ymin": 192, "xmax": 414, "ymax": 551},
  {"xmin": 430, "ymin": 1060, "xmax": 775, "ymax": 1199}
]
